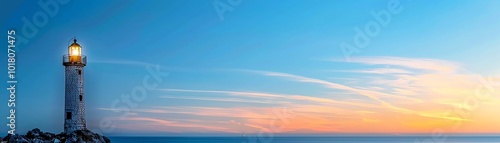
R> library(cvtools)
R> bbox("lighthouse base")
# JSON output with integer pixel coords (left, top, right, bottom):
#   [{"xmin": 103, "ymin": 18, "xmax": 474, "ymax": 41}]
[{"xmin": 2, "ymin": 128, "xmax": 110, "ymax": 143}]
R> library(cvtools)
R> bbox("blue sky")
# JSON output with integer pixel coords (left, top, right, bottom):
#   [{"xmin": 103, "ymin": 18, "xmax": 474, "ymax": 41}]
[{"xmin": 1, "ymin": 0, "xmax": 500, "ymax": 136}]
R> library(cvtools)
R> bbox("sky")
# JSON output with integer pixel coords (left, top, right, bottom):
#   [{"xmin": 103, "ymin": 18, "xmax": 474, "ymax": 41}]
[{"xmin": 1, "ymin": 0, "xmax": 500, "ymax": 136}]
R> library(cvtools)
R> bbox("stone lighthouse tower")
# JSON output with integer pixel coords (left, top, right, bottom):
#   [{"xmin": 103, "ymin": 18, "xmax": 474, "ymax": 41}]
[{"xmin": 62, "ymin": 39, "xmax": 87, "ymax": 133}]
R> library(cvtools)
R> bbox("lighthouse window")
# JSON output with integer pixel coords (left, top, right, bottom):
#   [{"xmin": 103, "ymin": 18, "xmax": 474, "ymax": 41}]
[
  {"xmin": 79, "ymin": 95, "xmax": 83, "ymax": 101},
  {"xmin": 78, "ymin": 69, "xmax": 82, "ymax": 75},
  {"xmin": 66, "ymin": 112, "xmax": 72, "ymax": 119}
]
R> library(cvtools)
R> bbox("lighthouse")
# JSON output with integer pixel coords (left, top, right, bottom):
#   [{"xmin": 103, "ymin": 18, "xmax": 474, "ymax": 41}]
[{"xmin": 63, "ymin": 39, "xmax": 87, "ymax": 133}]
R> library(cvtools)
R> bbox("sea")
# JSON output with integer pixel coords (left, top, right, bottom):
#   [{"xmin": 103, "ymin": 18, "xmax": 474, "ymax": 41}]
[{"xmin": 108, "ymin": 136, "xmax": 500, "ymax": 143}]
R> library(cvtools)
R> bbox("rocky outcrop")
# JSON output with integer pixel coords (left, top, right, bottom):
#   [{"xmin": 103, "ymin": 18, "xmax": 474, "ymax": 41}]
[{"xmin": 1, "ymin": 128, "xmax": 110, "ymax": 143}]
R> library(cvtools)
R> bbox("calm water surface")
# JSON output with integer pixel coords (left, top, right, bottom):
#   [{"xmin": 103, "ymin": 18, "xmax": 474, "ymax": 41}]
[{"xmin": 108, "ymin": 136, "xmax": 500, "ymax": 143}]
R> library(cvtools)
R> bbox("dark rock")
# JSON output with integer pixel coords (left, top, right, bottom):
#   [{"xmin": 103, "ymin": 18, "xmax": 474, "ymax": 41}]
[{"xmin": 3, "ymin": 128, "xmax": 110, "ymax": 143}]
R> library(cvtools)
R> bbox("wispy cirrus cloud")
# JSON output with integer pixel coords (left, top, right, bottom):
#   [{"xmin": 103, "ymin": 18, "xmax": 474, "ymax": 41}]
[
  {"xmin": 333, "ymin": 68, "xmax": 412, "ymax": 74},
  {"xmin": 159, "ymin": 95, "xmax": 289, "ymax": 104},
  {"xmin": 227, "ymin": 57, "xmax": 499, "ymax": 131},
  {"xmin": 88, "ymin": 59, "xmax": 156, "ymax": 67},
  {"xmin": 98, "ymin": 56, "xmax": 500, "ymax": 134},
  {"xmin": 111, "ymin": 117, "xmax": 237, "ymax": 133},
  {"xmin": 242, "ymin": 70, "xmax": 421, "ymax": 113},
  {"xmin": 159, "ymin": 88, "xmax": 382, "ymax": 109},
  {"xmin": 342, "ymin": 56, "xmax": 462, "ymax": 73}
]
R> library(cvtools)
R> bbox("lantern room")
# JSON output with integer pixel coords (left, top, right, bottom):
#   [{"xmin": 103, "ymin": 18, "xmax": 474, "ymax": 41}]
[
  {"xmin": 63, "ymin": 39, "xmax": 86, "ymax": 66},
  {"xmin": 69, "ymin": 39, "xmax": 81, "ymax": 56}
]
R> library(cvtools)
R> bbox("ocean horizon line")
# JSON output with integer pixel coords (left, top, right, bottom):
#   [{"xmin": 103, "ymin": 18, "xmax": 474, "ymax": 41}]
[{"xmin": 106, "ymin": 134, "xmax": 500, "ymax": 137}]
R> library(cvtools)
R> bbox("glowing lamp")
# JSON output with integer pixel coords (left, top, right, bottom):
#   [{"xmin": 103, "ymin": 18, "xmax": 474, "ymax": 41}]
[
  {"xmin": 69, "ymin": 39, "xmax": 82, "ymax": 56},
  {"xmin": 64, "ymin": 38, "xmax": 85, "ymax": 65}
]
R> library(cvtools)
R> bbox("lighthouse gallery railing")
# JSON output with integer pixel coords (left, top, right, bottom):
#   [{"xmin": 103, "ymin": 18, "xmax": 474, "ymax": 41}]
[{"xmin": 63, "ymin": 54, "xmax": 87, "ymax": 65}]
